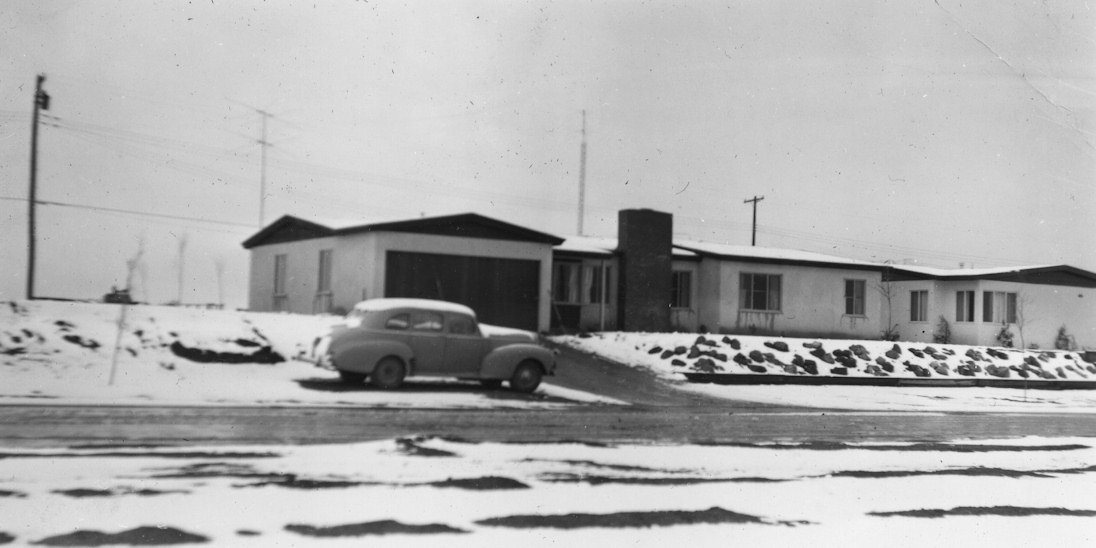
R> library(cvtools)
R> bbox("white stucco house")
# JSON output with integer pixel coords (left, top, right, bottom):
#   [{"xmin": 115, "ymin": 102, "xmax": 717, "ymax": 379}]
[{"xmin": 242, "ymin": 209, "xmax": 1096, "ymax": 348}]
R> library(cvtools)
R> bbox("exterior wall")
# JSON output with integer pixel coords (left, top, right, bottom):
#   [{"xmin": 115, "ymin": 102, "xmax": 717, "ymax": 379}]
[
  {"xmin": 890, "ymin": 280, "xmax": 943, "ymax": 343},
  {"xmin": 709, "ymin": 260, "xmax": 885, "ymax": 339},
  {"xmin": 669, "ymin": 260, "xmax": 700, "ymax": 332},
  {"xmin": 696, "ymin": 259, "xmax": 723, "ymax": 332},
  {"xmin": 893, "ymin": 279, "xmax": 1096, "ymax": 348},
  {"xmin": 247, "ymin": 236, "xmax": 340, "ymax": 314},
  {"xmin": 248, "ymin": 232, "xmax": 554, "ymax": 331}
]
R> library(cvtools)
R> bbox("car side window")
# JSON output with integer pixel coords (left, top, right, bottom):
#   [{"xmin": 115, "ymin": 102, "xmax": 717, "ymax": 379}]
[
  {"xmin": 448, "ymin": 315, "xmax": 478, "ymax": 335},
  {"xmin": 385, "ymin": 313, "xmax": 410, "ymax": 330},
  {"xmin": 410, "ymin": 311, "xmax": 443, "ymax": 332}
]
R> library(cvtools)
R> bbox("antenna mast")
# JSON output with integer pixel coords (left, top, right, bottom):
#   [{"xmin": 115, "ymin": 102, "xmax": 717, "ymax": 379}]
[{"xmin": 577, "ymin": 110, "xmax": 587, "ymax": 236}]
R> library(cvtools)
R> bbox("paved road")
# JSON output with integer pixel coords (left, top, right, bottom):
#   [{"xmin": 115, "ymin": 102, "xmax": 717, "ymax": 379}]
[{"xmin": 1, "ymin": 344, "xmax": 1093, "ymax": 447}]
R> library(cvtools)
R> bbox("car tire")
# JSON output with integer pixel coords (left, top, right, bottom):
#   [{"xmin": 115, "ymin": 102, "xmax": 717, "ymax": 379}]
[
  {"xmin": 479, "ymin": 379, "xmax": 503, "ymax": 389},
  {"xmin": 338, "ymin": 370, "xmax": 366, "ymax": 384},
  {"xmin": 370, "ymin": 357, "xmax": 406, "ymax": 390},
  {"xmin": 509, "ymin": 360, "xmax": 543, "ymax": 393}
]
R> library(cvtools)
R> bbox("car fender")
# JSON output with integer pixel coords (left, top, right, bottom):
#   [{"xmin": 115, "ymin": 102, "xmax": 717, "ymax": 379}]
[
  {"xmin": 330, "ymin": 330, "xmax": 413, "ymax": 375},
  {"xmin": 480, "ymin": 344, "xmax": 555, "ymax": 379}
]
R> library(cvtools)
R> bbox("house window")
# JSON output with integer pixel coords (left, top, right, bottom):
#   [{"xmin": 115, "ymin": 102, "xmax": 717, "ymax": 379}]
[
  {"xmin": 587, "ymin": 265, "xmax": 612, "ymax": 304},
  {"xmin": 314, "ymin": 249, "xmax": 333, "ymax": 313},
  {"xmin": 982, "ymin": 291, "xmax": 1017, "ymax": 323},
  {"xmin": 910, "ymin": 290, "xmax": 928, "ymax": 322},
  {"xmin": 955, "ymin": 290, "xmax": 975, "ymax": 322},
  {"xmin": 844, "ymin": 279, "xmax": 865, "ymax": 316},
  {"xmin": 273, "ymin": 254, "xmax": 288, "ymax": 311},
  {"xmin": 740, "ymin": 273, "xmax": 781, "ymax": 312},
  {"xmin": 553, "ymin": 262, "xmax": 581, "ymax": 304},
  {"xmin": 671, "ymin": 271, "xmax": 692, "ymax": 308}
]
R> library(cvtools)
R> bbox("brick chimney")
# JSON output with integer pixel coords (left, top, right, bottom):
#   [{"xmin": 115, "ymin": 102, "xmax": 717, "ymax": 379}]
[{"xmin": 616, "ymin": 209, "xmax": 672, "ymax": 332}]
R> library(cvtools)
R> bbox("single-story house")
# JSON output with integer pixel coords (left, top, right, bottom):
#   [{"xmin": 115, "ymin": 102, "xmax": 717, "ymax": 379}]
[
  {"xmin": 242, "ymin": 208, "xmax": 1095, "ymax": 348},
  {"xmin": 241, "ymin": 213, "xmax": 563, "ymax": 331}
]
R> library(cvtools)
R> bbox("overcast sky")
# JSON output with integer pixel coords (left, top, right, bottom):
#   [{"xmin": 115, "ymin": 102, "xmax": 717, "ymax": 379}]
[{"xmin": 1, "ymin": 0, "xmax": 1093, "ymax": 308}]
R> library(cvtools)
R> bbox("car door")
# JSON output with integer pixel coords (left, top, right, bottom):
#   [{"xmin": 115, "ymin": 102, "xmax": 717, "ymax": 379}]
[
  {"xmin": 443, "ymin": 313, "xmax": 487, "ymax": 376},
  {"xmin": 407, "ymin": 310, "xmax": 446, "ymax": 374}
]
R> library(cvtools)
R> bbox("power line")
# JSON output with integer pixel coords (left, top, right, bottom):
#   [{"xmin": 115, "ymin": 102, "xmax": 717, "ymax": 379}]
[{"xmin": 0, "ymin": 196, "xmax": 255, "ymax": 230}]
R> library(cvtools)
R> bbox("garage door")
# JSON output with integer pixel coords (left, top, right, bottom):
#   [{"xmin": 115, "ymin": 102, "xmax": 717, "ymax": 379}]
[{"xmin": 385, "ymin": 251, "xmax": 541, "ymax": 331}]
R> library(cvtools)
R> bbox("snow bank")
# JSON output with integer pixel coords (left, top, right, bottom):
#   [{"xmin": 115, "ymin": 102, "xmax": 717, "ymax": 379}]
[
  {"xmin": 554, "ymin": 332, "xmax": 1096, "ymax": 413},
  {"xmin": 0, "ymin": 300, "xmax": 611, "ymax": 408}
]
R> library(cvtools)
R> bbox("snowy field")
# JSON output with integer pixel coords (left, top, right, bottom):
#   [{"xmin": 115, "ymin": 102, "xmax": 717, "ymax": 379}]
[
  {"xmin": 555, "ymin": 332, "xmax": 1096, "ymax": 413},
  {"xmin": 0, "ymin": 301, "xmax": 617, "ymax": 408},
  {"xmin": 0, "ymin": 435, "xmax": 1093, "ymax": 546}
]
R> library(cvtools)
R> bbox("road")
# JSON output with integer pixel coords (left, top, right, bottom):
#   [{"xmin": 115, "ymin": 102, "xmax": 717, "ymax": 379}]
[{"xmin": 1, "ymin": 345, "xmax": 1093, "ymax": 447}]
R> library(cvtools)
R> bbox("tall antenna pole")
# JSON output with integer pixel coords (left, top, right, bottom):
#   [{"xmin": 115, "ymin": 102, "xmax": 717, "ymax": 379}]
[
  {"xmin": 257, "ymin": 109, "xmax": 271, "ymax": 227},
  {"xmin": 744, "ymin": 195, "xmax": 764, "ymax": 246},
  {"xmin": 27, "ymin": 74, "xmax": 49, "ymax": 300},
  {"xmin": 577, "ymin": 110, "xmax": 587, "ymax": 236}
]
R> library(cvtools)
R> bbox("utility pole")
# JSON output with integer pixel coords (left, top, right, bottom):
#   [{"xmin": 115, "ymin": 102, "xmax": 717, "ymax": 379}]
[
  {"xmin": 743, "ymin": 195, "xmax": 764, "ymax": 246},
  {"xmin": 257, "ymin": 109, "xmax": 271, "ymax": 227},
  {"xmin": 577, "ymin": 110, "xmax": 587, "ymax": 235},
  {"xmin": 27, "ymin": 74, "xmax": 50, "ymax": 300}
]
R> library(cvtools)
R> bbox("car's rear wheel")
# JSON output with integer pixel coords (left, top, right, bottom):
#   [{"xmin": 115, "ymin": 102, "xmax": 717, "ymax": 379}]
[
  {"xmin": 338, "ymin": 370, "xmax": 366, "ymax": 383},
  {"xmin": 370, "ymin": 357, "xmax": 406, "ymax": 390},
  {"xmin": 479, "ymin": 379, "xmax": 503, "ymax": 389},
  {"xmin": 509, "ymin": 360, "xmax": 543, "ymax": 393}
]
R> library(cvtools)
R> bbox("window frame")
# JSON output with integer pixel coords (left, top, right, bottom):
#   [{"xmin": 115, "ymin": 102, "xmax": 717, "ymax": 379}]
[
  {"xmin": 739, "ymin": 272, "xmax": 782, "ymax": 312},
  {"xmin": 982, "ymin": 291, "xmax": 1018, "ymax": 324},
  {"xmin": 671, "ymin": 270, "xmax": 692, "ymax": 309},
  {"xmin": 910, "ymin": 290, "xmax": 928, "ymax": 322},
  {"xmin": 955, "ymin": 290, "xmax": 975, "ymax": 322},
  {"xmin": 553, "ymin": 262, "xmax": 582, "ymax": 304},
  {"xmin": 844, "ymin": 279, "xmax": 866, "ymax": 316}
]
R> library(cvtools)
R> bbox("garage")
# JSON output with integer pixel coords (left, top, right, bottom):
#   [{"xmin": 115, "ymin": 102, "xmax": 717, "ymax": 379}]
[{"xmin": 385, "ymin": 251, "xmax": 541, "ymax": 331}]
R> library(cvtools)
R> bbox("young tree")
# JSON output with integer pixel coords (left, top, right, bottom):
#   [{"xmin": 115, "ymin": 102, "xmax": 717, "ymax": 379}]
[
  {"xmin": 873, "ymin": 278, "xmax": 899, "ymax": 341},
  {"xmin": 109, "ymin": 237, "xmax": 145, "ymax": 386},
  {"xmin": 1015, "ymin": 291, "xmax": 1035, "ymax": 349}
]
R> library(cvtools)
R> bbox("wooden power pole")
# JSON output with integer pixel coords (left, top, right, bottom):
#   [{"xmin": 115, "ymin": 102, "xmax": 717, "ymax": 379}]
[
  {"xmin": 743, "ymin": 195, "xmax": 764, "ymax": 246},
  {"xmin": 27, "ymin": 74, "xmax": 49, "ymax": 300}
]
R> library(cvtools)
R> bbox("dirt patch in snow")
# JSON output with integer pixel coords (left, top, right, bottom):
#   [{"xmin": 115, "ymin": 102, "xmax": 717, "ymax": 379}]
[
  {"xmin": 53, "ymin": 487, "xmax": 190, "ymax": 498},
  {"xmin": 697, "ymin": 441, "xmax": 1090, "ymax": 452},
  {"xmin": 0, "ymin": 532, "xmax": 13, "ymax": 545},
  {"xmin": 285, "ymin": 520, "xmax": 467, "ymax": 537},
  {"xmin": 423, "ymin": 476, "xmax": 529, "ymax": 490},
  {"xmin": 869, "ymin": 506, "xmax": 1096, "ymax": 518},
  {"xmin": 537, "ymin": 473, "xmax": 783, "ymax": 486},
  {"xmin": 169, "ymin": 340, "xmax": 283, "ymax": 364},
  {"xmin": 0, "ymin": 489, "xmax": 26, "ymax": 498},
  {"xmin": 395, "ymin": 437, "xmax": 458, "ymax": 457},
  {"xmin": 33, "ymin": 526, "xmax": 209, "ymax": 546},
  {"xmin": 830, "ymin": 467, "xmax": 1055, "ymax": 479},
  {"xmin": 0, "ymin": 450, "xmax": 277, "ymax": 461},
  {"xmin": 476, "ymin": 506, "xmax": 809, "ymax": 529}
]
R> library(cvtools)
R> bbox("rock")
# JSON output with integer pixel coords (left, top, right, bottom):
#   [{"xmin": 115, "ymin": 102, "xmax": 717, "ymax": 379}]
[
  {"xmin": 810, "ymin": 348, "xmax": 836, "ymax": 364},
  {"xmin": 727, "ymin": 338, "xmax": 741, "ymax": 350},
  {"xmin": 836, "ymin": 355, "xmax": 858, "ymax": 368},
  {"xmin": 802, "ymin": 341, "xmax": 823, "ymax": 350},
  {"xmin": 1056, "ymin": 367, "xmax": 1068, "ymax": 379},
  {"xmin": 800, "ymin": 360, "xmax": 819, "ymax": 375},
  {"xmin": 924, "ymin": 346, "xmax": 938, "ymax": 354},
  {"xmin": 660, "ymin": 350, "xmax": 675, "ymax": 360},
  {"xmin": 710, "ymin": 352, "xmax": 728, "ymax": 362},
  {"xmin": 648, "ymin": 346, "xmax": 663, "ymax": 355},
  {"xmin": 687, "ymin": 346, "xmax": 702, "ymax": 359},
  {"xmin": 908, "ymin": 348, "xmax": 925, "ymax": 359},
  {"xmin": 671, "ymin": 359, "xmax": 686, "ymax": 367},
  {"xmin": 965, "ymin": 349, "xmax": 986, "ymax": 361},
  {"xmin": 829, "ymin": 367, "xmax": 848, "ymax": 376},
  {"xmin": 763, "ymin": 353, "xmax": 785, "ymax": 366},
  {"xmin": 930, "ymin": 352, "xmax": 948, "ymax": 361},
  {"xmin": 1024, "ymin": 356, "xmax": 1041, "ymax": 367},
  {"xmin": 849, "ymin": 344, "xmax": 871, "ymax": 360},
  {"xmin": 673, "ymin": 346, "xmax": 688, "ymax": 356},
  {"xmin": 885, "ymin": 349, "xmax": 901, "ymax": 360},
  {"xmin": 930, "ymin": 361, "xmax": 949, "ymax": 376},
  {"xmin": 747, "ymin": 365, "xmax": 767, "ymax": 374},
  {"xmin": 890, "ymin": 344, "xmax": 902, "ymax": 355},
  {"xmin": 764, "ymin": 341, "xmax": 789, "ymax": 352},
  {"xmin": 748, "ymin": 350, "xmax": 765, "ymax": 363},
  {"xmin": 956, "ymin": 365, "xmax": 974, "ymax": 376},
  {"xmin": 782, "ymin": 364, "xmax": 798, "ymax": 375},
  {"xmin": 985, "ymin": 365, "xmax": 1010, "ymax": 378},
  {"xmin": 733, "ymin": 353, "xmax": 751, "ymax": 367},
  {"xmin": 792, "ymin": 354, "xmax": 805, "ymax": 367},
  {"xmin": 833, "ymin": 349, "xmax": 852, "ymax": 358},
  {"xmin": 694, "ymin": 358, "xmax": 723, "ymax": 373}
]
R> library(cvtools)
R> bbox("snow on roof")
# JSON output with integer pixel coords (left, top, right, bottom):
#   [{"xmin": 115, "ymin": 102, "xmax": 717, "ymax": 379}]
[
  {"xmin": 554, "ymin": 236, "xmax": 697, "ymax": 258},
  {"xmin": 673, "ymin": 240, "xmax": 881, "ymax": 268},
  {"xmin": 888, "ymin": 264, "xmax": 1055, "ymax": 277},
  {"xmin": 351, "ymin": 298, "xmax": 476, "ymax": 316}
]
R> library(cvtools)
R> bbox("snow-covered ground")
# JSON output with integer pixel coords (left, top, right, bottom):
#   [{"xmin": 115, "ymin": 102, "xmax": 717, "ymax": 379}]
[
  {"xmin": 0, "ymin": 301, "xmax": 617, "ymax": 408},
  {"xmin": 555, "ymin": 332, "xmax": 1096, "ymax": 413},
  {"xmin": 0, "ymin": 435, "xmax": 1093, "ymax": 546}
]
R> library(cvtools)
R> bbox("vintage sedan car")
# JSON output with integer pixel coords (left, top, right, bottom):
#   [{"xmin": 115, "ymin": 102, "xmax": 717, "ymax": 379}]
[{"xmin": 314, "ymin": 298, "xmax": 556, "ymax": 392}]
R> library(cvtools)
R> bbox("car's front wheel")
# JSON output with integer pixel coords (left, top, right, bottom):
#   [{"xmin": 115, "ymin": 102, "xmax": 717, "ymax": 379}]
[
  {"xmin": 509, "ymin": 360, "xmax": 543, "ymax": 393},
  {"xmin": 370, "ymin": 357, "xmax": 406, "ymax": 390}
]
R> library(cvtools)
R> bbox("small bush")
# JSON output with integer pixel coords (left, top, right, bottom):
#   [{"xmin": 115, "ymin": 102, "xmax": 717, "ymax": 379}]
[
  {"xmin": 995, "ymin": 322, "xmax": 1014, "ymax": 348},
  {"xmin": 932, "ymin": 316, "xmax": 951, "ymax": 344},
  {"xmin": 880, "ymin": 324, "xmax": 900, "ymax": 342},
  {"xmin": 1056, "ymin": 325, "xmax": 1076, "ymax": 351}
]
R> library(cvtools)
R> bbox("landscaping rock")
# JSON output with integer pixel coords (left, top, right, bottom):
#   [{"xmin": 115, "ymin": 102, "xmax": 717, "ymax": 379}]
[
  {"xmin": 885, "ymin": 349, "xmax": 901, "ymax": 360},
  {"xmin": 694, "ymin": 358, "xmax": 722, "ymax": 373},
  {"xmin": 660, "ymin": 350, "xmax": 675, "ymax": 360},
  {"xmin": 673, "ymin": 346, "xmax": 688, "ymax": 356},
  {"xmin": 800, "ymin": 360, "xmax": 819, "ymax": 375},
  {"xmin": 810, "ymin": 348, "xmax": 835, "ymax": 364},
  {"xmin": 802, "ymin": 341, "xmax": 823, "ymax": 350},
  {"xmin": 733, "ymin": 353, "xmax": 751, "ymax": 367},
  {"xmin": 748, "ymin": 350, "xmax": 765, "ymax": 363},
  {"xmin": 687, "ymin": 346, "xmax": 702, "ymax": 359},
  {"xmin": 725, "ymin": 337, "xmax": 741, "ymax": 350},
  {"xmin": 930, "ymin": 361, "xmax": 950, "ymax": 376},
  {"xmin": 782, "ymin": 364, "xmax": 798, "ymax": 375},
  {"xmin": 985, "ymin": 365, "xmax": 1011, "ymax": 378},
  {"xmin": 764, "ymin": 341, "xmax": 789, "ymax": 352},
  {"xmin": 908, "ymin": 348, "xmax": 925, "ymax": 359},
  {"xmin": 762, "ymin": 353, "xmax": 785, "ymax": 366},
  {"xmin": 746, "ymin": 365, "xmax": 767, "ymax": 374},
  {"xmin": 965, "ymin": 349, "xmax": 986, "ymax": 362},
  {"xmin": 671, "ymin": 359, "xmax": 686, "ymax": 367},
  {"xmin": 647, "ymin": 346, "xmax": 663, "ymax": 355},
  {"xmin": 836, "ymin": 355, "xmax": 858, "ymax": 368},
  {"xmin": 849, "ymin": 344, "xmax": 871, "ymax": 361},
  {"xmin": 956, "ymin": 365, "xmax": 974, "ymax": 376},
  {"xmin": 829, "ymin": 367, "xmax": 848, "ymax": 376}
]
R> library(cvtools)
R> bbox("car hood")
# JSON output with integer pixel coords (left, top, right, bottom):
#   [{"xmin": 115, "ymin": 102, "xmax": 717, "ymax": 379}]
[{"xmin": 479, "ymin": 323, "xmax": 538, "ymax": 343}]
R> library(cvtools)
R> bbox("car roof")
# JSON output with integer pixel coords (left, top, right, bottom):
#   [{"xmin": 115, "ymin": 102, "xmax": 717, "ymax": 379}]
[{"xmin": 351, "ymin": 298, "xmax": 476, "ymax": 317}]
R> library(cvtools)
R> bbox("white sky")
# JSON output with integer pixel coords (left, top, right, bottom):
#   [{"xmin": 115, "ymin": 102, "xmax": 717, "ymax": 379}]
[{"xmin": 1, "ymin": 1, "xmax": 1093, "ymax": 308}]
